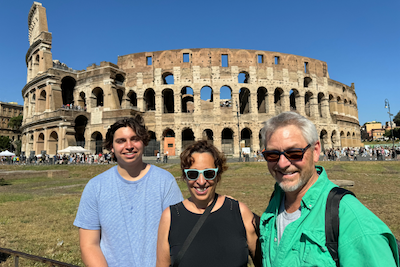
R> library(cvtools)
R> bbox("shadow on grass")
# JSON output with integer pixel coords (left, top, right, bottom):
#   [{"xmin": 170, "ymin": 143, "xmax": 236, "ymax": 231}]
[
  {"xmin": 0, "ymin": 178, "xmax": 11, "ymax": 186},
  {"xmin": 0, "ymin": 252, "xmax": 10, "ymax": 263}
]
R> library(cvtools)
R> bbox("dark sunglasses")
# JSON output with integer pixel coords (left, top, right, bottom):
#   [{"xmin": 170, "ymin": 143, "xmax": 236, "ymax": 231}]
[
  {"xmin": 262, "ymin": 144, "xmax": 311, "ymax": 162},
  {"xmin": 184, "ymin": 168, "xmax": 218, "ymax": 181}
]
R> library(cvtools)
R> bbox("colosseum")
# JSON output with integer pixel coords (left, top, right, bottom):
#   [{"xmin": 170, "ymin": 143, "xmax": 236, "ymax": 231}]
[{"xmin": 21, "ymin": 2, "xmax": 361, "ymax": 158}]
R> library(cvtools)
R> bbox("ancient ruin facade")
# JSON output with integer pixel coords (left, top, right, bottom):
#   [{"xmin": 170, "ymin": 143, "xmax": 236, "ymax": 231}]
[
  {"xmin": 21, "ymin": 2, "xmax": 361, "ymax": 157},
  {"xmin": 0, "ymin": 101, "xmax": 23, "ymax": 147}
]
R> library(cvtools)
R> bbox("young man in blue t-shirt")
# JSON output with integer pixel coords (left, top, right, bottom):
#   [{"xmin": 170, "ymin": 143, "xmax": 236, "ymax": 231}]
[{"xmin": 74, "ymin": 115, "xmax": 183, "ymax": 267}]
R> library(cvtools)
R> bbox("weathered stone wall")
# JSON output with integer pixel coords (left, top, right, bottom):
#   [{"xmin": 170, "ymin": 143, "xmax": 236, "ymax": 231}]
[{"xmin": 20, "ymin": 4, "xmax": 361, "ymax": 157}]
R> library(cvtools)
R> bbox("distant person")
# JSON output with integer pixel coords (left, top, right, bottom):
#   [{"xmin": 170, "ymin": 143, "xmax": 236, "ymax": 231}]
[
  {"xmin": 259, "ymin": 111, "xmax": 399, "ymax": 266},
  {"xmin": 156, "ymin": 140, "xmax": 260, "ymax": 267},
  {"xmin": 74, "ymin": 115, "xmax": 183, "ymax": 267}
]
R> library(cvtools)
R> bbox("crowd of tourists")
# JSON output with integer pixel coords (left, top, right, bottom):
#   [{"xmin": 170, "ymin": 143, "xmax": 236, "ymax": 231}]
[
  {"xmin": 322, "ymin": 146, "xmax": 400, "ymax": 161},
  {"xmin": 0, "ymin": 152, "xmax": 114, "ymax": 165}
]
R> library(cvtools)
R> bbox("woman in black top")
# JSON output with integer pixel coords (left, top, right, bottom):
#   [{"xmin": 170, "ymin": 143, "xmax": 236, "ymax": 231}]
[{"xmin": 156, "ymin": 140, "xmax": 260, "ymax": 267}]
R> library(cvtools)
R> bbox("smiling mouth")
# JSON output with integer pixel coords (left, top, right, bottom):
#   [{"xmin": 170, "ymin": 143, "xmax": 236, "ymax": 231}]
[{"xmin": 195, "ymin": 187, "xmax": 208, "ymax": 193}]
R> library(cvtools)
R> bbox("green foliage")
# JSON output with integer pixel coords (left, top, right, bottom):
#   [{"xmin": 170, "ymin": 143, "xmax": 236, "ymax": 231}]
[
  {"xmin": 394, "ymin": 111, "xmax": 400, "ymax": 126},
  {"xmin": 0, "ymin": 136, "xmax": 11, "ymax": 150},
  {"xmin": 384, "ymin": 128, "xmax": 400, "ymax": 139},
  {"xmin": 7, "ymin": 115, "xmax": 23, "ymax": 130}
]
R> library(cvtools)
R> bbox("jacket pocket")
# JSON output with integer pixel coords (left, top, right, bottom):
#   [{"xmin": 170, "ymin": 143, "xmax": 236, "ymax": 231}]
[{"xmin": 300, "ymin": 230, "xmax": 336, "ymax": 267}]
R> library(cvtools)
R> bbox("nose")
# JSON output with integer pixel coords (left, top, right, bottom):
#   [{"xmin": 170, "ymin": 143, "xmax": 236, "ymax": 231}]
[
  {"xmin": 125, "ymin": 140, "xmax": 134, "ymax": 150},
  {"xmin": 276, "ymin": 153, "xmax": 291, "ymax": 169},
  {"xmin": 196, "ymin": 172, "xmax": 207, "ymax": 185}
]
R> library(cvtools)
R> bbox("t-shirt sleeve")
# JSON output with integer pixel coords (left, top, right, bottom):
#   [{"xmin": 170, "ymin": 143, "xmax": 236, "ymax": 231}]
[
  {"xmin": 73, "ymin": 179, "xmax": 101, "ymax": 230},
  {"xmin": 162, "ymin": 173, "xmax": 183, "ymax": 211}
]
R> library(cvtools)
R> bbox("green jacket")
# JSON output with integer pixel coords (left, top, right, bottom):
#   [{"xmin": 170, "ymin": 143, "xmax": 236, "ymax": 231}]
[{"xmin": 260, "ymin": 166, "xmax": 399, "ymax": 267}]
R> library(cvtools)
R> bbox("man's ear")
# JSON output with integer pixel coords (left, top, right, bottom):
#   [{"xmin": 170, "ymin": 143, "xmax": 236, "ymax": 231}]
[{"xmin": 313, "ymin": 141, "xmax": 321, "ymax": 163}]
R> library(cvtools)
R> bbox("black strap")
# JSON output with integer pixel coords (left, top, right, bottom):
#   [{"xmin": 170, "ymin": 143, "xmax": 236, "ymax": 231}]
[
  {"xmin": 325, "ymin": 187, "xmax": 355, "ymax": 267},
  {"xmin": 172, "ymin": 194, "xmax": 219, "ymax": 267}
]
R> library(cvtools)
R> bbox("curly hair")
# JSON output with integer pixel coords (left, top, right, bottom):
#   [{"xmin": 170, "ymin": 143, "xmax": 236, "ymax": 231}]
[
  {"xmin": 180, "ymin": 140, "xmax": 228, "ymax": 183},
  {"xmin": 104, "ymin": 114, "xmax": 150, "ymax": 150}
]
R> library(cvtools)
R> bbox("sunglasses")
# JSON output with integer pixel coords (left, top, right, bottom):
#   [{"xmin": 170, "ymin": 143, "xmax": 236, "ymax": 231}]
[
  {"xmin": 184, "ymin": 168, "xmax": 218, "ymax": 181},
  {"xmin": 262, "ymin": 144, "xmax": 311, "ymax": 162}
]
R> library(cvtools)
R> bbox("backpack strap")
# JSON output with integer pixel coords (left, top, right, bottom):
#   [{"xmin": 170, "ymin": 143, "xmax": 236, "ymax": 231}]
[{"xmin": 325, "ymin": 187, "xmax": 355, "ymax": 267}]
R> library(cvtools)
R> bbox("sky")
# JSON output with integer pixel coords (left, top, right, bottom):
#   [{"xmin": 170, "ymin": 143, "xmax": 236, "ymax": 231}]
[{"xmin": 0, "ymin": 0, "xmax": 399, "ymax": 126}]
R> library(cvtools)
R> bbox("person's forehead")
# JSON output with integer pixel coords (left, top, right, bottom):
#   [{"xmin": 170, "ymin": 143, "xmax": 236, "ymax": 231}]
[
  {"xmin": 267, "ymin": 125, "xmax": 306, "ymax": 144},
  {"xmin": 114, "ymin": 126, "xmax": 137, "ymax": 137}
]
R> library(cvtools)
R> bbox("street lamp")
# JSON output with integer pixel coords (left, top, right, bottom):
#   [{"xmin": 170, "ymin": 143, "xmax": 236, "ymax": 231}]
[
  {"xmin": 384, "ymin": 99, "xmax": 396, "ymax": 160},
  {"xmin": 236, "ymin": 100, "xmax": 241, "ymax": 162}
]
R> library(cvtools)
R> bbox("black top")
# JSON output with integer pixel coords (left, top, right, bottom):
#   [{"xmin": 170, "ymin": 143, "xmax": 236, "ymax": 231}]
[{"xmin": 169, "ymin": 197, "xmax": 248, "ymax": 267}]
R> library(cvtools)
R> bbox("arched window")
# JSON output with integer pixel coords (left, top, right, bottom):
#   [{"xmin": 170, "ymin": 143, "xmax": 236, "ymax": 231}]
[{"xmin": 92, "ymin": 87, "xmax": 104, "ymax": 107}]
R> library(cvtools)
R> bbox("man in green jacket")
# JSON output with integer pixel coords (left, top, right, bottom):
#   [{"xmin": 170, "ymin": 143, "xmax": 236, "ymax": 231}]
[{"xmin": 259, "ymin": 111, "xmax": 399, "ymax": 266}]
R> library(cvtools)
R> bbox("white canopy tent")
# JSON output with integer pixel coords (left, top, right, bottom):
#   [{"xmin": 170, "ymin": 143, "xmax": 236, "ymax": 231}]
[
  {"xmin": 0, "ymin": 150, "xmax": 15, "ymax": 156},
  {"xmin": 57, "ymin": 146, "xmax": 91, "ymax": 154}
]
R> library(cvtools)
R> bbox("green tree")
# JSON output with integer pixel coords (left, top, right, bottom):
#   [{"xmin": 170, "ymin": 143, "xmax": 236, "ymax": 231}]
[
  {"xmin": 0, "ymin": 136, "xmax": 11, "ymax": 150},
  {"xmin": 8, "ymin": 115, "xmax": 23, "ymax": 130},
  {"xmin": 394, "ymin": 111, "xmax": 400, "ymax": 126}
]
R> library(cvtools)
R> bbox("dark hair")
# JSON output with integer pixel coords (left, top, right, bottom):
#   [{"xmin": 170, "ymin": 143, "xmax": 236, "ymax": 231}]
[
  {"xmin": 104, "ymin": 114, "xmax": 150, "ymax": 150},
  {"xmin": 180, "ymin": 140, "xmax": 228, "ymax": 183}
]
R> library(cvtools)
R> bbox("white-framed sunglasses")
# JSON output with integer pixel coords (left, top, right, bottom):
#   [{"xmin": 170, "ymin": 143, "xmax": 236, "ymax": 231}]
[{"xmin": 184, "ymin": 168, "xmax": 218, "ymax": 181}]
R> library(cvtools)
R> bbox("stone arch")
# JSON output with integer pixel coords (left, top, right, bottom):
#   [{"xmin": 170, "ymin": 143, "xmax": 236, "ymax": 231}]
[
  {"xmin": 259, "ymin": 129, "xmax": 264, "ymax": 150},
  {"xmin": 305, "ymin": 91, "xmax": 313, "ymax": 117},
  {"xmin": 37, "ymin": 89, "xmax": 47, "ymax": 113},
  {"xmin": 200, "ymin": 86, "xmax": 213, "ymax": 102},
  {"xmin": 181, "ymin": 86, "xmax": 194, "ymax": 113},
  {"xmin": 220, "ymin": 86, "xmax": 232, "ymax": 108},
  {"xmin": 37, "ymin": 132, "xmax": 45, "ymax": 154},
  {"xmin": 115, "ymin": 73, "xmax": 125, "ymax": 84},
  {"xmin": 202, "ymin": 129, "xmax": 214, "ymax": 144},
  {"xmin": 221, "ymin": 128, "xmax": 234, "ymax": 155},
  {"xmin": 162, "ymin": 88, "xmax": 174, "ymax": 113},
  {"xmin": 238, "ymin": 71, "xmax": 249, "ymax": 83},
  {"xmin": 290, "ymin": 89, "xmax": 300, "ymax": 111},
  {"xmin": 320, "ymin": 129, "xmax": 328, "ymax": 152},
  {"xmin": 144, "ymin": 131, "xmax": 159, "ymax": 157},
  {"xmin": 127, "ymin": 90, "xmax": 137, "ymax": 107},
  {"xmin": 91, "ymin": 131, "xmax": 103, "ymax": 154},
  {"xmin": 144, "ymin": 88, "xmax": 156, "ymax": 111},
  {"xmin": 182, "ymin": 128, "xmax": 195, "ymax": 150},
  {"xmin": 61, "ymin": 76, "xmax": 76, "ymax": 105},
  {"xmin": 329, "ymin": 94, "xmax": 335, "ymax": 113},
  {"xmin": 163, "ymin": 128, "xmax": 175, "ymax": 156},
  {"xmin": 274, "ymin": 88, "xmax": 284, "ymax": 115},
  {"xmin": 117, "ymin": 89, "xmax": 124, "ymax": 107},
  {"xmin": 48, "ymin": 131, "xmax": 58, "ymax": 155},
  {"xmin": 304, "ymin": 77, "xmax": 312, "ymax": 88},
  {"xmin": 318, "ymin": 92, "xmax": 324, "ymax": 117},
  {"xmin": 331, "ymin": 130, "xmax": 338, "ymax": 147},
  {"xmin": 78, "ymin": 92, "xmax": 86, "ymax": 109},
  {"xmin": 241, "ymin": 128, "xmax": 252, "ymax": 150},
  {"xmin": 239, "ymin": 87, "xmax": 250, "ymax": 114},
  {"xmin": 75, "ymin": 115, "xmax": 88, "ymax": 148},
  {"xmin": 257, "ymin": 87, "xmax": 268, "ymax": 113},
  {"xmin": 162, "ymin": 72, "xmax": 174, "ymax": 85},
  {"xmin": 92, "ymin": 87, "xmax": 104, "ymax": 107},
  {"xmin": 201, "ymin": 86, "xmax": 213, "ymax": 111}
]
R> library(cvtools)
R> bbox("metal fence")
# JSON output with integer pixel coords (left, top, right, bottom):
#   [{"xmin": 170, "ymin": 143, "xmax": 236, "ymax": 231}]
[{"xmin": 0, "ymin": 247, "xmax": 79, "ymax": 267}]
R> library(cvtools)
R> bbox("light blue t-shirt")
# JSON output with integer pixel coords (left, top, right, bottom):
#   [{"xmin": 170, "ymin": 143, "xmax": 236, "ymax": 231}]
[{"xmin": 74, "ymin": 165, "xmax": 183, "ymax": 267}]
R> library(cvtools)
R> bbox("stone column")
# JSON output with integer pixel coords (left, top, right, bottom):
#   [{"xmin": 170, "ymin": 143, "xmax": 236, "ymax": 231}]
[
  {"xmin": 282, "ymin": 92, "xmax": 290, "ymax": 112},
  {"xmin": 297, "ymin": 93, "xmax": 305, "ymax": 116},
  {"xmin": 329, "ymin": 98, "xmax": 337, "ymax": 114},
  {"xmin": 310, "ymin": 95, "xmax": 318, "ymax": 118},
  {"xmin": 321, "ymin": 97, "xmax": 330, "ymax": 118}
]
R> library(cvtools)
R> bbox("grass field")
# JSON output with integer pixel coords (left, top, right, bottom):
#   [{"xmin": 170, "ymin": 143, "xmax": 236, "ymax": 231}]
[{"xmin": 0, "ymin": 161, "xmax": 399, "ymax": 266}]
